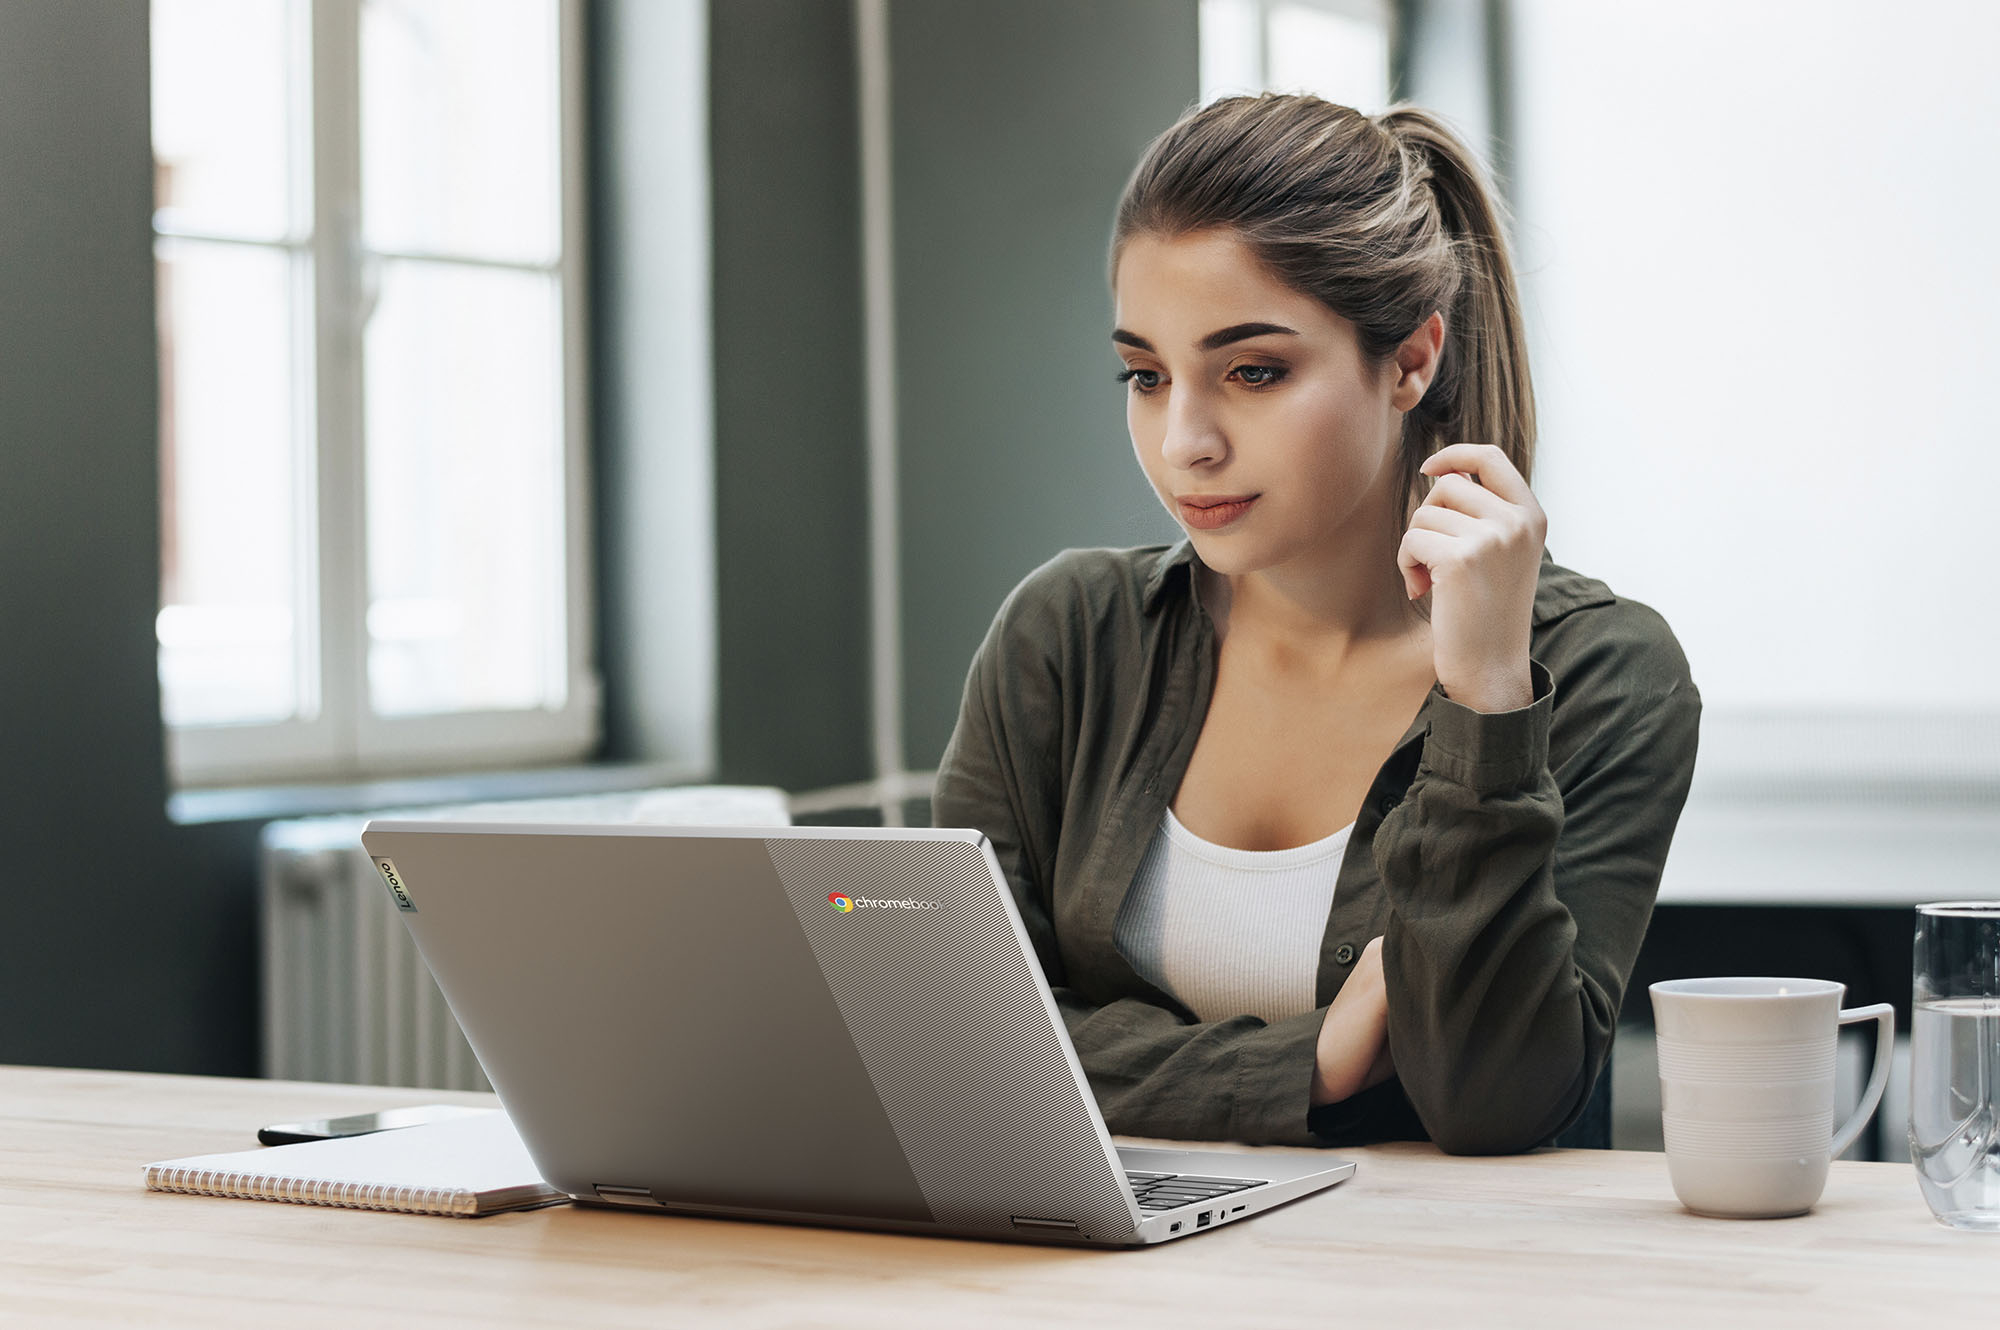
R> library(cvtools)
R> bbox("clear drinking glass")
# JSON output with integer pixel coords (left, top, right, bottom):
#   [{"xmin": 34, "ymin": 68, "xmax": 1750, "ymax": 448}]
[{"xmin": 1911, "ymin": 902, "xmax": 2000, "ymax": 1230}]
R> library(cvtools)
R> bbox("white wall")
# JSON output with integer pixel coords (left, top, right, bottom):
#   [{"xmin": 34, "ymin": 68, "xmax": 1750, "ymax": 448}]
[{"xmin": 1509, "ymin": 0, "xmax": 2000, "ymax": 727}]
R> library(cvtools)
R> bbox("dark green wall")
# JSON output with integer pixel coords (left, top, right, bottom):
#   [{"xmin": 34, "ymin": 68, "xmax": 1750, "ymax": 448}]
[
  {"xmin": 0, "ymin": 1, "xmax": 260, "ymax": 1075},
  {"xmin": 888, "ymin": 0, "xmax": 1192, "ymax": 769},
  {"xmin": 704, "ymin": 1, "xmax": 874, "ymax": 790}
]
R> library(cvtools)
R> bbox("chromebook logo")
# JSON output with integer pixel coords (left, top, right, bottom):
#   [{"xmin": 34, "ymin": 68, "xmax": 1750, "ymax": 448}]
[{"xmin": 827, "ymin": 892, "xmax": 940, "ymax": 913}]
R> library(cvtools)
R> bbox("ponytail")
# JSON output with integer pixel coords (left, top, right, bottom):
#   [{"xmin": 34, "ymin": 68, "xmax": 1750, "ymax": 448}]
[{"xmin": 1370, "ymin": 104, "xmax": 1536, "ymax": 522}]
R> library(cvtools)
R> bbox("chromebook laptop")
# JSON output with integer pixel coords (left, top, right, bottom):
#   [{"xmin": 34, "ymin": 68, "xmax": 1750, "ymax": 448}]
[{"xmin": 357, "ymin": 820, "xmax": 1354, "ymax": 1246}]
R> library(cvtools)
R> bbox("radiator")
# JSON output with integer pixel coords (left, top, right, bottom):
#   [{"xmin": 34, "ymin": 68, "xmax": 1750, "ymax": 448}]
[{"xmin": 260, "ymin": 786, "xmax": 791, "ymax": 1091}]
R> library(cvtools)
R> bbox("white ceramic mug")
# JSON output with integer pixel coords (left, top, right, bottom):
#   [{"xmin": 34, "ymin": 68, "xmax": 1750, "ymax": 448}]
[{"xmin": 1650, "ymin": 977, "xmax": 1894, "ymax": 1218}]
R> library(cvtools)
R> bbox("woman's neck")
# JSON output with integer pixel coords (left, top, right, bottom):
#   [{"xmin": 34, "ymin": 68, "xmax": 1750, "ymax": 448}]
[{"xmin": 1200, "ymin": 525, "xmax": 1428, "ymax": 670}]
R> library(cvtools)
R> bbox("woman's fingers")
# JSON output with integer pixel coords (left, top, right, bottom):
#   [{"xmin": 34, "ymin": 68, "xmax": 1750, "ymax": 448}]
[
  {"xmin": 1397, "ymin": 526, "xmax": 1457, "ymax": 599},
  {"xmin": 1410, "ymin": 454, "xmax": 1548, "ymax": 569},
  {"xmin": 1407, "ymin": 502, "xmax": 1481, "ymax": 538},
  {"xmin": 1405, "ymin": 444, "xmax": 1546, "ymax": 711},
  {"xmin": 1420, "ymin": 442, "xmax": 1535, "ymax": 507},
  {"xmin": 1419, "ymin": 470, "xmax": 1510, "ymax": 521}
]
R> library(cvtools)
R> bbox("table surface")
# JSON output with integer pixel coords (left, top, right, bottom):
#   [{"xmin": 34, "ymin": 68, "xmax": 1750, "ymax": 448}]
[{"xmin": 0, "ymin": 1065, "xmax": 1985, "ymax": 1328}]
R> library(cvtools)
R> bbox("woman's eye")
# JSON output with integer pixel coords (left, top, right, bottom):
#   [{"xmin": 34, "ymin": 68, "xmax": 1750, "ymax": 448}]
[
  {"xmin": 1116, "ymin": 368, "xmax": 1162, "ymax": 393},
  {"xmin": 1231, "ymin": 364, "xmax": 1287, "ymax": 388}
]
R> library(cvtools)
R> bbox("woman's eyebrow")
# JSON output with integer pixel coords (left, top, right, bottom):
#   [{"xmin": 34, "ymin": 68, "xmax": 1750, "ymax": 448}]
[{"xmin": 1111, "ymin": 321, "xmax": 1300, "ymax": 353}]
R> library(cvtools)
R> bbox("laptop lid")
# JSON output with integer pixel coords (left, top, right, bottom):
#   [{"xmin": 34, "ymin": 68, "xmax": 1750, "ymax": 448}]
[{"xmin": 359, "ymin": 821, "xmax": 1150, "ymax": 1243}]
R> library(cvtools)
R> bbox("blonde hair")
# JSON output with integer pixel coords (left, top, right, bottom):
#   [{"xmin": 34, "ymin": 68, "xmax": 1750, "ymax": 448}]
[{"xmin": 1111, "ymin": 94, "xmax": 1535, "ymax": 533}]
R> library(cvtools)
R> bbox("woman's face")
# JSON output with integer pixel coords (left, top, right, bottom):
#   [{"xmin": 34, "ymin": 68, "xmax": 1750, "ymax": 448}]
[{"xmin": 1112, "ymin": 228, "xmax": 1433, "ymax": 580}]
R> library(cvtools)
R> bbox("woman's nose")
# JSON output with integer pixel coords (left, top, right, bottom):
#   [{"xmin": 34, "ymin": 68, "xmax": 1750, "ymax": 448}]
[{"xmin": 1160, "ymin": 392, "xmax": 1225, "ymax": 470}]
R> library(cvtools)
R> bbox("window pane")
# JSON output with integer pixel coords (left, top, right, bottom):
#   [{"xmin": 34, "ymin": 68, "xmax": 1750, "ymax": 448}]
[
  {"xmin": 157, "ymin": 240, "xmax": 308, "ymax": 727},
  {"xmin": 1264, "ymin": 3, "xmax": 1390, "ymax": 110},
  {"xmin": 360, "ymin": 0, "xmax": 560, "ymax": 262},
  {"xmin": 1199, "ymin": 0, "xmax": 1391, "ymax": 111},
  {"xmin": 1200, "ymin": 0, "xmax": 1267, "ymax": 102},
  {"xmin": 364, "ymin": 260, "xmax": 566, "ymax": 717},
  {"xmin": 151, "ymin": 0, "xmax": 301, "ymax": 240}
]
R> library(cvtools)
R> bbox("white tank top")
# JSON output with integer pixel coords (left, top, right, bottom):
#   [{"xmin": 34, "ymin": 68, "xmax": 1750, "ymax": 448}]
[{"xmin": 1111, "ymin": 807, "xmax": 1352, "ymax": 1025}]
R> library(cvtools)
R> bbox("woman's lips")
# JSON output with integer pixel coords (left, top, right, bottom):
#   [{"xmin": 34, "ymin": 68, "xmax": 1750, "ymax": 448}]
[{"xmin": 1177, "ymin": 494, "xmax": 1259, "ymax": 530}]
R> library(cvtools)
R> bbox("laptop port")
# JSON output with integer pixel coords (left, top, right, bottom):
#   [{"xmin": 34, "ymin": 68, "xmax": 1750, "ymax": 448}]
[
  {"xmin": 1196, "ymin": 1210, "xmax": 1212, "ymax": 1227},
  {"xmin": 1169, "ymin": 1222, "xmax": 1182, "ymax": 1232},
  {"xmin": 592, "ymin": 1184, "xmax": 661, "ymax": 1206}
]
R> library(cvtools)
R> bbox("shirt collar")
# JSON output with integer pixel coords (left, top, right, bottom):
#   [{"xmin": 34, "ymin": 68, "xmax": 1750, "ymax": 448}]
[
  {"xmin": 1140, "ymin": 539, "xmax": 1201, "ymax": 614},
  {"xmin": 1141, "ymin": 538, "xmax": 1616, "ymax": 625}
]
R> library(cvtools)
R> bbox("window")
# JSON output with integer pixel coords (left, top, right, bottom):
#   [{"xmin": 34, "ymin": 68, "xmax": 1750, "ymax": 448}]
[
  {"xmin": 152, "ymin": 0, "xmax": 595, "ymax": 787},
  {"xmin": 1200, "ymin": 0, "xmax": 1392, "ymax": 110}
]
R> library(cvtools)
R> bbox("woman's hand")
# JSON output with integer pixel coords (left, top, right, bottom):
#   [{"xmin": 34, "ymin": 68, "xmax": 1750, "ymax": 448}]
[
  {"xmin": 1311, "ymin": 937, "xmax": 1395, "ymax": 1105},
  {"xmin": 1397, "ymin": 442, "xmax": 1548, "ymax": 714}
]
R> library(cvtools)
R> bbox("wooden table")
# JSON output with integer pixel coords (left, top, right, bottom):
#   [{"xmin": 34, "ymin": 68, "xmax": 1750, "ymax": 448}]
[{"xmin": 0, "ymin": 1065, "xmax": 1983, "ymax": 1327}]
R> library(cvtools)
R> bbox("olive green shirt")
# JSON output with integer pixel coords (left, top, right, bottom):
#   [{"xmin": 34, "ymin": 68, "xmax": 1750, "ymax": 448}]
[{"xmin": 932, "ymin": 541, "xmax": 1701, "ymax": 1155}]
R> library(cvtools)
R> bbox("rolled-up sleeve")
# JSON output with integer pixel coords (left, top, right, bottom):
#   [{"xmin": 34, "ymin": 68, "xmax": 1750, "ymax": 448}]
[{"xmin": 1376, "ymin": 650, "xmax": 1702, "ymax": 1154}]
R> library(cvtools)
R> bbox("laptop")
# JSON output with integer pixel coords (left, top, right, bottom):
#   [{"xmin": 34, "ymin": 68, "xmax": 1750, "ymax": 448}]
[{"xmin": 357, "ymin": 820, "xmax": 1355, "ymax": 1246}]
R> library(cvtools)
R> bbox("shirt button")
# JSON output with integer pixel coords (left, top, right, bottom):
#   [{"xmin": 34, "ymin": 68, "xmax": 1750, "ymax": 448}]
[
  {"xmin": 1374, "ymin": 790, "xmax": 1401, "ymax": 818},
  {"xmin": 1333, "ymin": 943, "xmax": 1357, "ymax": 965}
]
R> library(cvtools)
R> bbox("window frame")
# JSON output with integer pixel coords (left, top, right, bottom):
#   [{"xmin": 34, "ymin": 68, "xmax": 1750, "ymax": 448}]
[{"xmin": 157, "ymin": 0, "xmax": 598, "ymax": 788}]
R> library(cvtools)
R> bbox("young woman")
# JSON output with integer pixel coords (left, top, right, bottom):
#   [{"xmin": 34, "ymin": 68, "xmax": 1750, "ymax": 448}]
[{"xmin": 932, "ymin": 95, "xmax": 1701, "ymax": 1155}]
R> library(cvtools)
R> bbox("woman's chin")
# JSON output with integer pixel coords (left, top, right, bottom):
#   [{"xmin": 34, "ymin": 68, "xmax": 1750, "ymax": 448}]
[{"xmin": 1184, "ymin": 529, "xmax": 1274, "ymax": 577}]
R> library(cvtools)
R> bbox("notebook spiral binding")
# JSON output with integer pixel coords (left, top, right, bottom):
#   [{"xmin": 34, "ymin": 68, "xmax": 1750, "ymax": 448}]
[{"xmin": 144, "ymin": 1165, "xmax": 480, "ymax": 1217}]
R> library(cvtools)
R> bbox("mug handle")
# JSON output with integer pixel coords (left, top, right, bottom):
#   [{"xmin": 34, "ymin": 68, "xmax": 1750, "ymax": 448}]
[{"xmin": 1830, "ymin": 1003, "xmax": 1896, "ymax": 1159}]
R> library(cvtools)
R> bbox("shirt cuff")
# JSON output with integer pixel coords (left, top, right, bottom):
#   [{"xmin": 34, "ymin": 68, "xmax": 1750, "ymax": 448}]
[
  {"xmin": 1418, "ymin": 657, "xmax": 1555, "ymax": 795},
  {"xmin": 1229, "ymin": 1011, "xmax": 1326, "ymax": 1147}
]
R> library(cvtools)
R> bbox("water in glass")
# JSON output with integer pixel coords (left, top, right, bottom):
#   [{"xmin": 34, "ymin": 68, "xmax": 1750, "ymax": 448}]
[{"xmin": 1911, "ymin": 997, "xmax": 2000, "ymax": 1230}]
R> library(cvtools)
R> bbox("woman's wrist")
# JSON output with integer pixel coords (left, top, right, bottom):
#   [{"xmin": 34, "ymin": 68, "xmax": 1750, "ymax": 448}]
[{"xmin": 1439, "ymin": 660, "xmax": 1534, "ymax": 714}]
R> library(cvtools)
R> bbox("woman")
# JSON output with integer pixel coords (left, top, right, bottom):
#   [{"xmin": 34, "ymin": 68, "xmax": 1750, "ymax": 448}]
[{"xmin": 932, "ymin": 94, "xmax": 1700, "ymax": 1155}]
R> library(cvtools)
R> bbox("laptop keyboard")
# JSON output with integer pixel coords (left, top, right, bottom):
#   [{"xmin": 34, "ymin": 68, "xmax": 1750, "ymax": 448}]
[{"xmin": 1124, "ymin": 1170, "xmax": 1263, "ymax": 1210}]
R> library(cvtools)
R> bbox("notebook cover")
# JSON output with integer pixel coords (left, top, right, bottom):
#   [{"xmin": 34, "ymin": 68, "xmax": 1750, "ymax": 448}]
[{"xmin": 143, "ymin": 1110, "xmax": 567, "ymax": 1218}]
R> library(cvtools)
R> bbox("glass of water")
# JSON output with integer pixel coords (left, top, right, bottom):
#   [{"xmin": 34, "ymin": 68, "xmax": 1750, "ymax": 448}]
[{"xmin": 1912, "ymin": 902, "xmax": 2000, "ymax": 1230}]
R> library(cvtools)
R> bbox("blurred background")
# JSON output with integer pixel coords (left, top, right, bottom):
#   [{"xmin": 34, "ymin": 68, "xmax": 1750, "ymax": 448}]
[{"xmin": 2, "ymin": 0, "xmax": 1993, "ymax": 1153}]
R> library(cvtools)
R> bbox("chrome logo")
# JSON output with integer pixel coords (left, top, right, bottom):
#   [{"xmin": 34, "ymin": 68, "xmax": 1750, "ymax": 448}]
[{"xmin": 828, "ymin": 893, "xmax": 854, "ymax": 912}]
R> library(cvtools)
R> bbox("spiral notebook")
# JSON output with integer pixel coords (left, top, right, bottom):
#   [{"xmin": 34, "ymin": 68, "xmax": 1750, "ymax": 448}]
[{"xmin": 143, "ymin": 1110, "xmax": 567, "ymax": 1218}]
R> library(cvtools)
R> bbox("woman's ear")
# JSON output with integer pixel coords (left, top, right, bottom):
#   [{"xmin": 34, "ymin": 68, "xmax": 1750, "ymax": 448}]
[{"xmin": 1389, "ymin": 311, "xmax": 1445, "ymax": 412}]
